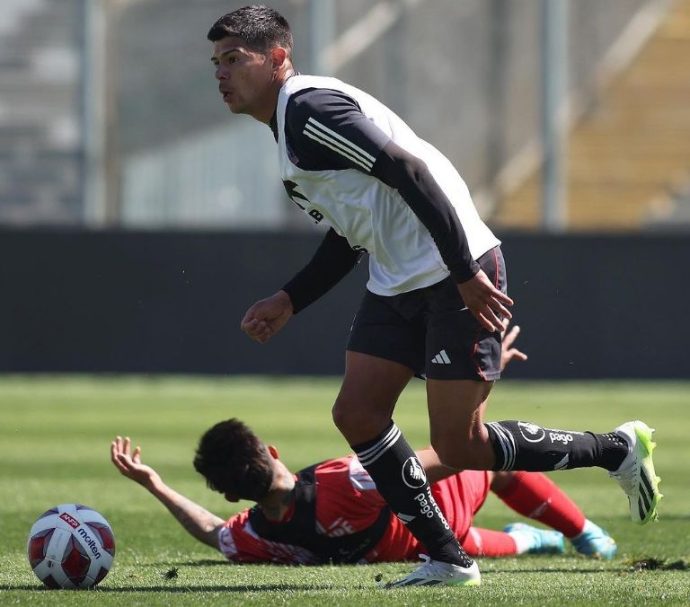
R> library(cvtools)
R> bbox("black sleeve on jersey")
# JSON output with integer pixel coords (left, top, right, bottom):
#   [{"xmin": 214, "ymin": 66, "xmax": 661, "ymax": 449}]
[
  {"xmin": 282, "ymin": 228, "xmax": 362, "ymax": 314},
  {"xmin": 285, "ymin": 87, "xmax": 478, "ymax": 283},
  {"xmin": 372, "ymin": 141, "xmax": 480, "ymax": 283},
  {"xmin": 284, "ymin": 88, "xmax": 390, "ymax": 172}
]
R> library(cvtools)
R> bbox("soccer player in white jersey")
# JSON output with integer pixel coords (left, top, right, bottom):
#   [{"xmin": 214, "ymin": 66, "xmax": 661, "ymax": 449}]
[{"xmin": 208, "ymin": 5, "xmax": 661, "ymax": 587}]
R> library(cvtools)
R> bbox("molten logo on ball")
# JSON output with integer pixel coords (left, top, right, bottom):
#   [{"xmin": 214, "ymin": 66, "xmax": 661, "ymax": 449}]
[{"xmin": 76, "ymin": 528, "xmax": 103, "ymax": 560}]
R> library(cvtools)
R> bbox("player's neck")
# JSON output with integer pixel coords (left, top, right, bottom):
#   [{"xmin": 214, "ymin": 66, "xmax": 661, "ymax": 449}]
[
  {"xmin": 253, "ymin": 66, "xmax": 295, "ymax": 124},
  {"xmin": 257, "ymin": 467, "xmax": 296, "ymax": 521},
  {"xmin": 257, "ymin": 488, "xmax": 294, "ymax": 521}
]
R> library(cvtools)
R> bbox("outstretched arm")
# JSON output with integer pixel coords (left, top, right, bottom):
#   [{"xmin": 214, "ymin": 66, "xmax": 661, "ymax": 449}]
[{"xmin": 110, "ymin": 436, "xmax": 225, "ymax": 550}]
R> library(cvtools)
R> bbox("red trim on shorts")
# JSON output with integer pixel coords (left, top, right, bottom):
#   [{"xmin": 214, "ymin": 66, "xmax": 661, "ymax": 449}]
[
  {"xmin": 471, "ymin": 328, "xmax": 486, "ymax": 380},
  {"xmin": 471, "ymin": 248, "xmax": 500, "ymax": 381}
]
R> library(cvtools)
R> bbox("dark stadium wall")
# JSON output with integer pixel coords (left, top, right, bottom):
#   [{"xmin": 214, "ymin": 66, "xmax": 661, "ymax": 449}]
[{"xmin": 0, "ymin": 230, "xmax": 686, "ymax": 379}]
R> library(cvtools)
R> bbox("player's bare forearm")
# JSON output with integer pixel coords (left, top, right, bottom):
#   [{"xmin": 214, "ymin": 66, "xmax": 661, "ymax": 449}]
[
  {"xmin": 110, "ymin": 436, "xmax": 224, "ymax": 550},
  {"xmin": 147, "ymin": 478, "xmax": 225, "ymax": 550}
]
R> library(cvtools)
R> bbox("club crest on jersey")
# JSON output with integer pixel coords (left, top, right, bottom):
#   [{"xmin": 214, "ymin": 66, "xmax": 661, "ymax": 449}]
[
  {"xmin": 402, "ymin": 457, "xmax": 427, "ymax": 489},
  {"xmin": 518, "ymin": 421, "xmax": 546, "ymax": 443}
]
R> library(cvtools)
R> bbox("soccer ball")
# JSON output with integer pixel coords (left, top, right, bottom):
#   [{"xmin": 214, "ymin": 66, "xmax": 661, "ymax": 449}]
[{"xmin": 27, "ymin": 504, "xmax": 116, "ymax": 589}]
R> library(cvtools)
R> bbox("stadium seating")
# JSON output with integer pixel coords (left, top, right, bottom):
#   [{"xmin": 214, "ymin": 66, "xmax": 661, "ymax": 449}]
[
  {"xmin": 0, "ymin": 0, "xmax": 81, "ymax": 224},
  {"xmin": 2, "ymin": 0, "xmax": 685, "ymax": 231},
  {"xmin": 493, "ymin": 0, "xmax": 690, "ymax": 231}
]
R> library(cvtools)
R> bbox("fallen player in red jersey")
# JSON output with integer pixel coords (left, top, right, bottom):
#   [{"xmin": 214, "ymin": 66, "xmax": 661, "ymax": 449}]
[{"xmin": 111, "ymin": 324, "xmax": 616, "ymax": 565}]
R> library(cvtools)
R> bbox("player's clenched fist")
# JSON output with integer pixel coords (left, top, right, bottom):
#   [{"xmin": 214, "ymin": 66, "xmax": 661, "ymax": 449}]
[{"xmin": 241, "ymin": 290, "xmax": 294, "ymax": 344}]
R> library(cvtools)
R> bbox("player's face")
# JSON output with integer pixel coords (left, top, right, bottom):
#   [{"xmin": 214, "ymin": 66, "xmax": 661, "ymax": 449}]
[{"xmin": 211, "ymin": 36, "xmax": 274, "ymax": 119}]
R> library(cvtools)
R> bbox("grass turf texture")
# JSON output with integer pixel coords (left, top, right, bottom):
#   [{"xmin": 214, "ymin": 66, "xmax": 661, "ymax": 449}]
[{"xmin": 0, "ymin": 377, "xmax": 688, "ymax": 606}]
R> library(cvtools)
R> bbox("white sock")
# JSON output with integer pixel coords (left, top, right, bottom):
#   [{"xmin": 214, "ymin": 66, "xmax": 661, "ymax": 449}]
[
  {"xmin": 506, "ymin": 529, "xmax": 534, "ymax": 554},
  {"xmin": 570, "ymin": 518, "xmax": 595, "ymax": 543}
]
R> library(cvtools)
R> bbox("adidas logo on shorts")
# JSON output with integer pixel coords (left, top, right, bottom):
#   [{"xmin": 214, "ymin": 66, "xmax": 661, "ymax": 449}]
[{"xmin": 431, "ymin": 350, "xmax": 451, "ymax": 365}]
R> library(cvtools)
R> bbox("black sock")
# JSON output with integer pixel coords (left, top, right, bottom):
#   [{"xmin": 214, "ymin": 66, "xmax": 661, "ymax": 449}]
[
  {"xmin": 486, "ymin": 421, "xmax": 629, "ymax": 472},
  {"xmin": 352, "ymin": 422, "xmax": 472, "ymax": 567}
]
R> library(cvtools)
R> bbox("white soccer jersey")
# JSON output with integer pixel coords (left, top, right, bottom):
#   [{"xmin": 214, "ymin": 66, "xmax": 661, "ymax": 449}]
[{"xmin": 274, "ymin": 75, "xmax": 499, "ymax": 296}]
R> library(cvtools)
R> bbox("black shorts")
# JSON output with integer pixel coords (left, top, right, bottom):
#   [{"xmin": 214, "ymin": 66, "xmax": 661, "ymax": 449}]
[{"xmin": 347, "ymin": 246, "xmax": 507, "ymax": 381}]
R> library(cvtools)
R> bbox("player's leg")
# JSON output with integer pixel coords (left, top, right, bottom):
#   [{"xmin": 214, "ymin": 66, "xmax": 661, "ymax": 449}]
[
  {"xmin": 427, "ymin": 380, "xmax": 629, "ymax": 473},
  {"xmin": 463, "ymin": 526, "xmax": 564, "ymax": 557},
  {"xmin": 423, "ymin": 248, "xmax": 504, "ymax": 470},
  {"xmin": 492, "ymin": 471, "xmax": 617, "ymax": 559},
  {"xmin": 421, "ymin": 383, "xmax": 495, "ymax": 471},
  {"xmin": 425, "ymin": 250, "xmax": 660, "ymax": 523},
  {"xmin": 332, "ymin": 351, "xmax": 410, "ymax": 444},
  {"xmin": 438, "ymin": 469, "xmax": 563, "ymax": 558},
  {"xmin": 427, "ymin": 379, "xmax": 495, "ymax": 469},
  {"xmin": 339, "ymin": 292, "xmax": 479, "ymax": 587},
  {"xmin": 460, "ymin": 414, "xmax": 659, "ymax": 523},
  {"xmin": 428, "ymin": 377, "xmax": 659, "ymax": 523},
  {"xmin": 491, "ymin": 471, "xmax": 584, "ymax": 537},
  {"xmin": 334, "ymin": 351, "xmax": 477, "ymax": 582},
  {"xmin": 425, "ymin": 248, "xmax": 622, "ymax": 471}
]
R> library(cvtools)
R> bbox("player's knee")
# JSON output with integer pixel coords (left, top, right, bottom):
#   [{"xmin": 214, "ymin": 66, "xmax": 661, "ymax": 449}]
[
  {"xmin": 331, "ymin": 397, "xmax": 389, "ymax": 444},
  {"xmin": 331, "ymin": 397, "xmax": 363, "ymax": 438}
]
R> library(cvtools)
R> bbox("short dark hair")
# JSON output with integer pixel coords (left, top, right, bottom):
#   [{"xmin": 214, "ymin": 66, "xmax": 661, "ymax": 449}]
[
  {"xmin": 207, "ymin": 5, "xmax": 293, "ymax": 56},
  {"xmin": 193, "ymin": 418, "xmax": 274, "ymax": 501}
]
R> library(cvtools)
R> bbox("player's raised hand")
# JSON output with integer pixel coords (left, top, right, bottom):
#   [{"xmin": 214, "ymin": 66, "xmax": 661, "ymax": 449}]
[
  {"xmin": 456, "ymin": 269, "xmax": 513, "ymax": 333},
  {"xmin": 240, "ymin": 290, "xmax": 294, "ymax": 344},
  {"xmin": 110, "ymin": 436, "xmax": 160, "ymax": 489},
  {"xmin": 500, "ymin": 318, "xmax": 528, "ymax": 371}
]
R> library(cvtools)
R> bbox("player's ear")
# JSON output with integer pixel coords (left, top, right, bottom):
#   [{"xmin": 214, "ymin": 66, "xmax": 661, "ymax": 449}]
[
  {"xmin": 270, "ymin": 46, "xmax": 288, "ymax": 71},
  {"xmin": 267, "ymin": 444, "xmax": 280, "ymax": 459}
]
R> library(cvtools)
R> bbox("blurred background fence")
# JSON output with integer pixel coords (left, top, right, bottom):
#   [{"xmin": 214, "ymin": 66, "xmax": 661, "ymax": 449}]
[{"xmin": 1, "ymin": 0, "xmax": 688, "ymax": 376}]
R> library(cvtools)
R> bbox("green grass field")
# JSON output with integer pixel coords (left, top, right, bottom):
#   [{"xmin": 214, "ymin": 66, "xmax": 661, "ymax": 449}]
[{"xmin": 0, "ymin": 377, "xmax": 688, "ymax": 606}]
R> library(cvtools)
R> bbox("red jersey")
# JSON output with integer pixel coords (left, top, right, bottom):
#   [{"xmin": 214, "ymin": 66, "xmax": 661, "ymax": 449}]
[{"xmin": 217, "ymin": 455, "xmax": 490, "ymax": 564}]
